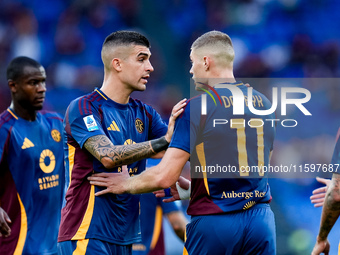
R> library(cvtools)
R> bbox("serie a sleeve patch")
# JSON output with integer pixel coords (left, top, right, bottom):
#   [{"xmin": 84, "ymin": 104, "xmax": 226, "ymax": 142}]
[{"xmin": 83, "ymin": 115, "xmax": 99, "ymax": 131}]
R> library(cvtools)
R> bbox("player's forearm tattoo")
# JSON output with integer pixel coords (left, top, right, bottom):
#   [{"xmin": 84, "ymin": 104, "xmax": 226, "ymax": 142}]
[
  {"xmin": 84, "ymin": 135, "xmax": 169, "ymax": 168},
  {"xmin": 319, "ymin": 175, "xmax": 340, "ymax": 240}
]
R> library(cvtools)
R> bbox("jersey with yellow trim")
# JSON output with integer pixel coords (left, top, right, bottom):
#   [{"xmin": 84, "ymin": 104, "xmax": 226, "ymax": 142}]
[
  {"xmin": 0, "ymin": 109, "xmax": 64, "ymax": 254},
  {"xmin": 58, "ymin": 89, "xmax": 168, "ymax": 245},
  {"xmin": 170, "ymin": 82, "xmax": 276, "ymax": 215}
]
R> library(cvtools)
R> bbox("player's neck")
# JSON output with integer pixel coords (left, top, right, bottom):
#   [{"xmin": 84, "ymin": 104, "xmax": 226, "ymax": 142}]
[
  {"xmin": 100, "ymin": 82, "xmax": 131, "ymax": 105},
  {"xmin": 207, "ymin": 68, "xmax": 235, "ymax": 87},
  {"xmin": 10, "ymin": 101, "xmax": 37, "ymax": 121}
]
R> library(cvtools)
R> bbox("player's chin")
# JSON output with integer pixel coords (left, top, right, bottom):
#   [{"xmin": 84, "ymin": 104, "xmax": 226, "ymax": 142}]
[
  {"xmin": 33, "ymin": 103, "xmax": 44, "ymax": 110},
  {"xmin": 135, "ymin": 83, "xmax": 147, "ymax": 91}
]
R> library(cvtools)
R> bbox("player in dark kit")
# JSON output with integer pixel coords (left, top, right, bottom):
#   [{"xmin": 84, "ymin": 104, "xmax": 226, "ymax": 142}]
[
  {"xmin": 0, "ymin": 57, "xmax": 65, "ymax": 254},
  {"xmin": 89, "ymin": 31, "xmax": 277, "ymax": 255},
  {"xmin": 57, "ymin": 31, "xmax": 185, "ymax": 255}
]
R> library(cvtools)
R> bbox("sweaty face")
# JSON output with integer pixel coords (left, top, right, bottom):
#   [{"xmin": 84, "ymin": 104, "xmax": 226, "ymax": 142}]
[
  {"xmin": 120, "ymin": 45, "xmax": 154, "ymax": 92},
  {"xmin": 189, "ymin": 50, "xmax": 208, "ymax": 90},
  {"xmin": 13, "ymin": 65, "xmax": 47, "ymax": 110}
]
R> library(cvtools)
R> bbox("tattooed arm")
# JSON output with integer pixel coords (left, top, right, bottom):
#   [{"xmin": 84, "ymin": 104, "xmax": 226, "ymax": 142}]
[
  {"xmin": 82, "ymin": 98, "xmax": 186, "ymax": 168},
  {"xmin": 84, "ymin": 135, "xmax": 169, "ymax": 169},
  {"xmin": 83, "ymin": 99, "xmax": 186, "ymax": 169},
  {"xmin": 311, "ymin": 173, "xmax": 340, "ymax": 255}
]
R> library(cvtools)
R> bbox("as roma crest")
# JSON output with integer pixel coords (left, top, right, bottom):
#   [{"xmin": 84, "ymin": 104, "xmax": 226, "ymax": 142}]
[
  {"xmin": 135, "ymin": 118, "xmax": 144, "ymax": 133},
  {"xmin": 51, "ymin": 129, "xmax": 61, "ymax": 142}
]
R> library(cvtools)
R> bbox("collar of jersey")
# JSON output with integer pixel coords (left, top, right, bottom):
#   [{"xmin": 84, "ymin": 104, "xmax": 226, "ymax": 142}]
[
  {"xmin": 7, "ymin": 108, "xmax": 19, "ymax": 120},
  {"xmin": 95, "ymin": 88, "xmax": 130, "ymax": 110},
  {"xmin": 7, "ymin": 108, "xmax": 41, "ymax": 124}
]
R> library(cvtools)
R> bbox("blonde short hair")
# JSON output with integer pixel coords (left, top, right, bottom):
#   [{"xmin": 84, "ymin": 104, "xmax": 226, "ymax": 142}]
[{"xmin": 191, "ymin": 31, "xmax": 234, "ymax": 67}]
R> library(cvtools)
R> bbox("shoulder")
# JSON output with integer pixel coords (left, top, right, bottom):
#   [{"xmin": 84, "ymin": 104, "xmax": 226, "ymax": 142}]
[
  {"xmin": 181, "ymin": 94, "xmax": 201, "ymax": 115},
  {"xmin": 249, "ymin": 88, "xmax": 272, "ymax": 105},
  {"xmin": 67, "ymin": 91, "xmax": 103, "ymax": 115},
  {"xmin": 217, "ymin": 84, "xmax": 272, "ymax": 105},
  {"xmin": 73, "ymin": 90, "xmax": 104, "ymax": 106},
  {"xmin": 0, "ymin": 110, "xmax": 16, "ymax": 143},
  {"xmin": 37, "ymin": 112, "xmax": 64, "ymax": 136},
  {"xmin": 39, "ymin": 110, "xmax": 63, "ymax": 122},
  {"xmin": 0, "ymin": 110, "xmax": 17, "ymax": 131}
]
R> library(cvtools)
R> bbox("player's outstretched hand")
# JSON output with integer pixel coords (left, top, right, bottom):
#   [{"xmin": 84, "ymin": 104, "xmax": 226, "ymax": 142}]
[
  {"xmin": 310, "ymin": 177, "xmax": 331, "ymax": 207},
  {"xmin": 165, "ymin": 99, "xmax": 187, "ymax": 143},
  {"xmin": 154, "ymin": 176, "xmax": 190, "ymax": 202},
  {"xmin": 88, "ymin": 166, "xmax": 129, "ymax": 196},
  {"xmin": 0, "ymin": 207, "xmax": 11, "ymax": 237},
  {"xmin": 311, "ymin": 238, "xmax": 330, "ymax": 255}
]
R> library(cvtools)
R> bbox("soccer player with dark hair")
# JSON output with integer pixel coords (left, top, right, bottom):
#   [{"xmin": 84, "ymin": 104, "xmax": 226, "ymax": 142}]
[
  {"xmin": 89, "ymin": 30, "xmax": 277, "ymax": 255},
  {"xmin": 0, "ymin": 56, "xmax": 65, "ymax": 254},
  {"xmin": 57, "ymin": 30, "xmax": 185, "ymax": 254}
]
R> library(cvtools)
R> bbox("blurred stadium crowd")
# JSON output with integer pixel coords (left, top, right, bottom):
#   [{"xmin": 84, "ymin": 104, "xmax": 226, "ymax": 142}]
[{"xmin": 0, "ymin": 0, "xmax": 340, "ymax": 254}]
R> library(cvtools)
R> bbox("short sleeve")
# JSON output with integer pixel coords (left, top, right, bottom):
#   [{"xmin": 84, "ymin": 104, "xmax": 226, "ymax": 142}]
[{"xmin": 65, "ymin": 98, "xmax": 106, "ymax": 148}]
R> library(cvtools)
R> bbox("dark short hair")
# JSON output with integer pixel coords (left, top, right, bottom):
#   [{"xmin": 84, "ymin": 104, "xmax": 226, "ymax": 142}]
[
  {"xmin": 7, "ymin": 56, "xmax": 42, "ymax": 81},
  {"xmin": 102, "ymin": 30, "xmax": 150, "ymax": 49}
]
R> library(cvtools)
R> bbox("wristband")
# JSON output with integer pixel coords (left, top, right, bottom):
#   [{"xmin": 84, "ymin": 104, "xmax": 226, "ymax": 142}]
[
  {"xmin": 176, "ymin": 181, "xmax": 191, "ymax": 200},
  {"xmin": 150, "ymin": 136, "xmax": 169, "ymax": 153}
]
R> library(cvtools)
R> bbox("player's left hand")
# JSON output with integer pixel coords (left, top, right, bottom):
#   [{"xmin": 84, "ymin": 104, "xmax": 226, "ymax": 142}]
[
  {"xmin": 88, "ymin": 166, "xmax": 129, "ymax": 196},
  {"xmin": 165, "ymin": 99, "xmax": 187, "ymax": 143},
  {"xmin": 310, "ymin": 177, "xmax": 331, "ymax": 207}
]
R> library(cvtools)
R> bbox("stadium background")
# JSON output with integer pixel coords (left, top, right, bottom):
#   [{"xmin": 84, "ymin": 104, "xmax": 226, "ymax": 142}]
[{"xmin": 0, "ymin": 0, "xmax": 339, "ymax": 254}]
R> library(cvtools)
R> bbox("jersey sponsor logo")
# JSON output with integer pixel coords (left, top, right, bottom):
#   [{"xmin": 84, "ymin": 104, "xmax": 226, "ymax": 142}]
[
  {"xmin": 21, "ymin": 138, "xmax": 34, "ymax": 149},
  {"xmin": 107, "ymin": 120, "xmax": 120, "ymax": 131},
  {"xmin": 39, "ymin": 149, "xmax": 56, "ymax": 173},
  {"xmin": 51, "ymin": 129, "xmax": 61, "ymax": 142},
  {"xmin": 83, "ymin": 115, "xmax": 99, "ymax": 132},
  {"xmin": 135, "ymin": 118, "xmax": 144, "ymax": 133},
  {"xmin": 38, "ymin": 174, "xmax": 60, "ymax": 190}
]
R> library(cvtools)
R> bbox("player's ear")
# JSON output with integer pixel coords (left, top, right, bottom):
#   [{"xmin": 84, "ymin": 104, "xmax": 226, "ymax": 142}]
[
  {"xmin": 112, "ymin": 58, "xmax": 122, "ymax": 72},
  {"xmin": 203, "ymin": 56, "xmax": 210, "ymax": 71},
  {"xmin": 8, "ymin": 80, "xmax": 17, "ymax": 93}
]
